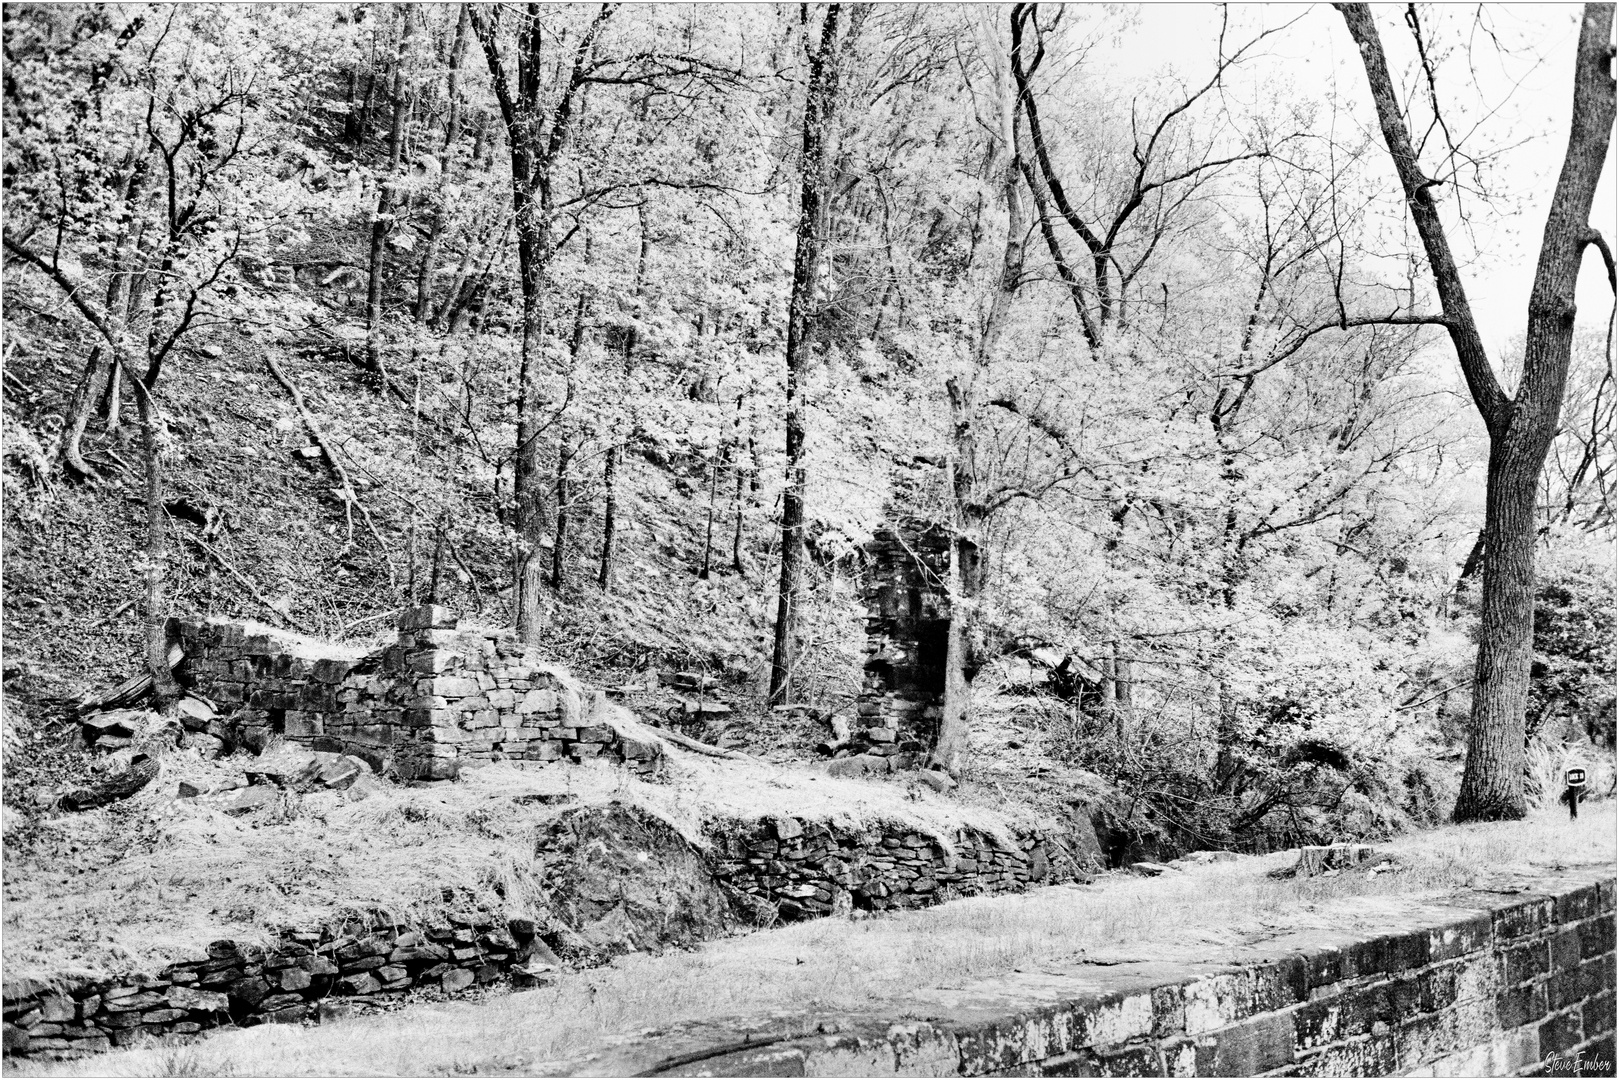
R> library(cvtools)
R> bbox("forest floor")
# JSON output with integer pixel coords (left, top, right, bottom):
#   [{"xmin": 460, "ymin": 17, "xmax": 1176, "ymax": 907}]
[{"xmin": 13, "ymin": 803, "xmax": 1613, "ymax": 1078}]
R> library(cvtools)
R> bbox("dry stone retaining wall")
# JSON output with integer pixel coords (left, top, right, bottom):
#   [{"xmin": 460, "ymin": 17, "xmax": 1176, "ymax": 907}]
[
  {"xmin": 175, "ymin": 605, "xmax": 662, "ymax": 780},
  {"xmin": 1, "ymin": 911, "xmax": 547, "ymax": 1058},
  {"xmin": 713, "ymin": 815, "xmax": 1101, "ymax": 920}
]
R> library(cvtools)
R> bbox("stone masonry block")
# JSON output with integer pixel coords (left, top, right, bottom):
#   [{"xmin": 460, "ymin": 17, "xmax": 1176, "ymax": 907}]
[
  {"xmin": 1502, "ymin": 939, "xmax": 1552, "ymax": 985},
  {"xmin": 1540, "ymin": 1007, "xmax": 1585, "ymax": 1058},
  {"xmin": 1207, "ymin": 1011, "xmax": 1295, "ymax": 1076},
  {"xmin": 1494, "ymin": 897, "xmax": 1556, "ymax": 943},
  {"xmin": 424, "ymin": 676, "xmax": 481, "ymax": 698},
  {"xmin": 1427, "ymin": 915, "xmax": 1492, "ymax": 962},
  {"xmin": 407, "ymin": 651, "xmax": 456, "ymax": 675},
  {"xmin": 1555, "ymin": 885, "xmax": 1605, "ymax": 924},
  {"xmin": 518, "ymin": 689, "xmax": 557, "ymax": 716},
  {"xmin": 398, "ymin": 604, "xmax": 456, "ymax": 631}
]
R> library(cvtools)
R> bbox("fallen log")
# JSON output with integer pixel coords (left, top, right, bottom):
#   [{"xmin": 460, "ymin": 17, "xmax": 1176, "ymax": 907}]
[
  {"xmin": 76, "ymin": 672, "xmax": 154, "ymax": 715},
  {"xmin": 58, "ymin": 754, "xmax": 159, "ymax": 812},
  {"xmin": 75, "ymin": 643, "xmax": 184, "ymax": 714},
  {"xmin": 655, "ymin": 727, "xmax": 763, "ymax": 764}
]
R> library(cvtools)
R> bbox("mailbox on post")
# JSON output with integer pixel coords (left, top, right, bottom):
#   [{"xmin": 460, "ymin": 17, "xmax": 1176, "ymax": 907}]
[{"xmin": 1563, "ymin": 767, "xmax": 1587, "ymax": 820}]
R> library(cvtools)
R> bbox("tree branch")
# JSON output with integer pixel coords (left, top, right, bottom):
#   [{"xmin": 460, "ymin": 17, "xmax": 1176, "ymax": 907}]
[
  {"xmin": 1335, "ymin": 3, "xmax": 1509, "ymax": 430},
  {"xmin": 2, "ymin": 232, "xmax": 116, "ymax": 345}
]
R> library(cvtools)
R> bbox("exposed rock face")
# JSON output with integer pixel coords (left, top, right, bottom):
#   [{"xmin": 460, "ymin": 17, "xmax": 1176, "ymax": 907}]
[{"xmin": 533, "ymin": 804, "xmax": 737, "ymax": 962}]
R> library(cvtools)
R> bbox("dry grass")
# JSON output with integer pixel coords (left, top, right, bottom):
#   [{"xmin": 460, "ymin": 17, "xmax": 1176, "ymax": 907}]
[
  {"xmin": 0, "ymin": 740, "xmax": 1054, "ymax": 981},
  {"xmin": 14, "ymin": 802, "xmax": 1612, "ymax": 1078}
]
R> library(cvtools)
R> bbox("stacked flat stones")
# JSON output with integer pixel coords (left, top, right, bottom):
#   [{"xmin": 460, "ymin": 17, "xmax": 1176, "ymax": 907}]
[
  {"xmin": 2, "ymin": 913, "xmax": 544, "ymax": 1059},
  {"xmin": 714, "ymin": 815, "xmax": 1095, "ymax": 919},
  {"xmin": 176, "ymin": 606, "xmax": 662, "ymax": 781},
  {"xmin": 857, "ymin": 522, "xmax": 953, "ymax": 753}
]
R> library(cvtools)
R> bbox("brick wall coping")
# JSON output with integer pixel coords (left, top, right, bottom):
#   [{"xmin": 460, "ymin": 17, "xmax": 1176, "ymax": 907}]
[{"xmin": 534, "ymin": 865, "xmax": 1617, "ymax": 1077}]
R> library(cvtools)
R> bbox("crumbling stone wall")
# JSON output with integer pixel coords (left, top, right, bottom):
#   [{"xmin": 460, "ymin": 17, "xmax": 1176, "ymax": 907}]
[
  {"xmin": 1, "ymin": 911, "xmax": 547, "ymax": 1057},
  {"xmin": 175, "ymin": 605, "xmax": 662, "ymax": 780},
  {"xmin": 713, "ymin": 814, "xmax": 1101, "ymax": 920},
  {"xmin": 857, "ymin": 521, "xmax": 954, "ymax": 753}
]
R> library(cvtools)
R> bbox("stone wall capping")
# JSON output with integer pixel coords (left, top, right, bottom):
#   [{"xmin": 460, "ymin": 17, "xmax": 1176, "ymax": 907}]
[{"xmin": 532, "ymin": 867, "xmax": 1616, "ymax": 1077}]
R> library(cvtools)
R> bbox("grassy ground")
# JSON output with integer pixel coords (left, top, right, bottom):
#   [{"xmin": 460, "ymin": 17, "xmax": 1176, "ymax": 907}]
[
  {"xmin": 0, "ymin": 733, "xmax": 1065, "ymax": 980},
  {"xmin": 13, "ymin": 802, "xmax": 1613, "ymax": 1078}
]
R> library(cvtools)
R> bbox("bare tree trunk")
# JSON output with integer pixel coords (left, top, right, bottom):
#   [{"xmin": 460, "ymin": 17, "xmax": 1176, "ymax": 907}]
[
  {"xmin": 731, "ymin": 448, "xmax": 747, "ymax": 575},
  {"xmin": 427, "ymin": 513, "xmax": 447, "ymax": 603},
  {"xmin": 1338, "ymin": 2, "xmax": 1617, "ymax": 822},
  {"xmin": 345, "ymin": 67, "xmax": 364, "ymax": 143},
  {"xmin": 61, "ymin": 160, "xmax": 150, "ymax": 473},
  {"xmin": 513, "ymin": 262, "xmax": 551, "ymax": 640},
  {"xmin": 598, "ymin": 443, "xmax": 617, "ymax": 591},
  {"xmin": 699, "ymin": 450, "xmax": 719, "ymax": 579},
  {"xmin": 438, "ymin": 213, "xmax": 509, "ymax": 332},
  {"xmin": 364, "ymin": 4, "xmax": 415, "ymax": 389},
  {"xmin": 415, "ymin": 4, "xmax": 469, "ymax": 323},
  {"xmin": 552, "ymin": 288, "xmax": 589, "ymax": 591},
  {"xmin": 126, "ymin": 367, "xmax": 180, "ymax": 712},
  {"xmin": 769, "ymin": 3, "xmax": 845, "ymax": 706}
]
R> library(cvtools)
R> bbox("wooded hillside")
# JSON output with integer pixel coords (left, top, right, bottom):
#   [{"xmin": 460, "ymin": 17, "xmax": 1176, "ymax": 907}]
[{"xmin": 3, "ymin": 3, "xmax": 1614, "ymax": 848}]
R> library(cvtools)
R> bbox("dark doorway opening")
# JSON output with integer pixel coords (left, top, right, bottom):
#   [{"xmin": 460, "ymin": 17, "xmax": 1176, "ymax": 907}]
[{"xmin": 914, "ymin": 619, "xmax": 949, "ymax": 698}]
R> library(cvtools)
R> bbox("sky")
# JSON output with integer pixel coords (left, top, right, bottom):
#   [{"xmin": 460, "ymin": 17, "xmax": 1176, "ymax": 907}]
[{"xmin": 1090, "ymin": 2, "xmax": 1616, "ymax": 367}]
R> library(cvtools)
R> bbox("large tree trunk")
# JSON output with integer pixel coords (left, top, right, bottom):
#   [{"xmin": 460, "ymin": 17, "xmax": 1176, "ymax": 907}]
[
  {"xmin": 512, "ymin": 220, "xmax": 551, "ymax": 641},
  {"xmin": 1338, "ymin": 3, "xmax": 1616, "ymax": 822},
  {"xmin": 364, "ymin": 4, "xmax": 416, "ymax": 389},
  {"xmin": 769, "ymin": 4, "xmax": 845, "ymax": 706},
  {"xmin": 929, "ymin": 7, "xmax": 1027, "ymax": 776},
  {"xmin": 1456, "ymin": 449, "xmax": 1542, "ymax": 818}
]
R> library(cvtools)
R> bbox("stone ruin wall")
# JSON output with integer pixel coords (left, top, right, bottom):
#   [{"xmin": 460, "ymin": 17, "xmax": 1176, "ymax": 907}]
[
  {"xmin": 2, "ymin": 911, "xmax": 548, "ymax": 1057},
  {"xmin": 174, "ymin": 604, "xmax": 662, "ymax": 781},
  {"xmin": 714, "ymin": 813, "xmax": 1100, "ymax": 920},
  {"xmin": 857, "ymin": 521, "xmax": 954, "ymax": 754}
]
